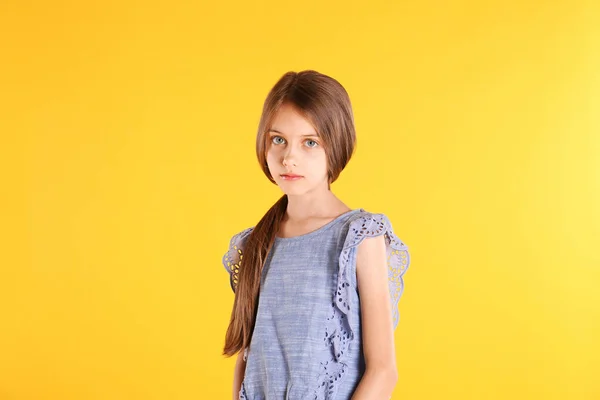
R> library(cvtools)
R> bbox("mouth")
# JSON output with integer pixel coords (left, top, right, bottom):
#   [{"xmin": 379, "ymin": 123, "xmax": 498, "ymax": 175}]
[{"xmin": 280, "ymin": 174, "xmax": 304, "ymax": 180}]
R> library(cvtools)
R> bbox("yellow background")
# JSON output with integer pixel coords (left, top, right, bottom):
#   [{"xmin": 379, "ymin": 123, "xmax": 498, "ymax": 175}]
[{"xmin": 2, "ymin": 0, "xmax": 599, "ymax": 399}]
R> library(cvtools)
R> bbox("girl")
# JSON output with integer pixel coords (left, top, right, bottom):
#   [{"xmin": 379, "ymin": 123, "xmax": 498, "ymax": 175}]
[{"xmin": 221, "ymin": 70, "xmax": 411, "ymax": 400}]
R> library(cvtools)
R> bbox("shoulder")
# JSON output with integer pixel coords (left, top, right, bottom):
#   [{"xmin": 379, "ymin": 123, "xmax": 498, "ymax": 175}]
[
  {"xmin": 343, "ymin": 210, "xmax": 406, "ymax": 250},
  {"xmin": 348, "ymin": 211, "xmax": 391, "ymax": 269},
  {"xmin": 222, "ymin": 226, "xmax": 255, "ymax": 293},
  {"xmin": 222, "ymin": 226, "xmax": 255, "ymax": 268},
  {"xmin": 227, "ymin": 226, "xmax": 254, "ymax": 248}
]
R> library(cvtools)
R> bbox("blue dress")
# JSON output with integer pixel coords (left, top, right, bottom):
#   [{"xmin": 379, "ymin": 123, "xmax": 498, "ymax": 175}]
[{"xmin": 222, "ymin": 208, "xmax": 411, "ymax": 400}]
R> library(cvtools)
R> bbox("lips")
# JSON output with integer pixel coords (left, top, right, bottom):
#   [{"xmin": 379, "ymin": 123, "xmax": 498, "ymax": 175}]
[{"xmin": 280, "ymin": 174, "xmax": 304, "ymax": 180}]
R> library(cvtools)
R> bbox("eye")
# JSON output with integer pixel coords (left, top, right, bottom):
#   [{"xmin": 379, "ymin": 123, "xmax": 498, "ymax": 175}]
[
  {"xmin": 305, "ymin": 139, "xmax": 319, "ymax": 148},
  {"xmin": 271, "ymin": 136, "xmax": 285, "ymax": 145}
]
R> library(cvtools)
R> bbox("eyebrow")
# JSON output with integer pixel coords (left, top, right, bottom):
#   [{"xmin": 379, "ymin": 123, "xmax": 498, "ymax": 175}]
[{"xmin": 269, "ymin": 129, "xmax": 319, "ymax": 137}]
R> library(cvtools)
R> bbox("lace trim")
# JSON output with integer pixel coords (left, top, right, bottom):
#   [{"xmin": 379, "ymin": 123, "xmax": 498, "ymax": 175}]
[
  {"xmin": 222, "ymin": 227, "xmax": 254, "ymax": 293},
  {"xmin": 239, "ymin": 380, "xmax": 248, "ymax": 400},
  {"xmin": 314, "ymin": 212, "xmax": 410, "ymax": 400}
]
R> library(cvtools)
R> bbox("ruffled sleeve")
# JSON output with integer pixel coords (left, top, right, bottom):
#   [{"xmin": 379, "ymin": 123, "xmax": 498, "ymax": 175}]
[
  {"xmin": 221, "ymin": 227, "xmax": 254, "ymax": 293},
  {"xmin": 336, "ymin": 211, "xmax": 410, "ymax": 338},
  {"xmin": 314, "ymin": 211, "xmax": 411, "ymax": 399}
]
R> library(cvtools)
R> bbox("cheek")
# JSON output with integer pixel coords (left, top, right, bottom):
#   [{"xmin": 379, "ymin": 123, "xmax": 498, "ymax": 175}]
[
  {"xmin": 265, "ymin": 148, "xmax": 278, "ymax": 163},
  {"xmin": 311, "ymin": 148, "xmax": 327, "ymax": 162},
  {"xmin": 307, "ymin": 151, "xmax": 328, "ymax": 173}
]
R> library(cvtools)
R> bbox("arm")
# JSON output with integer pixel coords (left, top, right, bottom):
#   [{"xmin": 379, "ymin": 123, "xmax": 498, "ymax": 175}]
[
  {"xmin": 232, "ymin": 348, "xmax": 247, "ymax": 400},
  {"xmin": 351, "ymin": 234, "xmax": 398, "ymax": 400}
]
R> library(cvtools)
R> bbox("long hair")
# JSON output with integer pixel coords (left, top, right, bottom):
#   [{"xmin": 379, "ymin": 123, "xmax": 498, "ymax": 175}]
[{"xmin": 223, "ymin": 70, "xmax": 357, "ymax": 357}]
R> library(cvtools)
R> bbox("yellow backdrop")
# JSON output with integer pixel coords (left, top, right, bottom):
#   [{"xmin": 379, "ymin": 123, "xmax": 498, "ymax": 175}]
[{"xmin": 2, "ymin": 0, "xmax": 599, "ymax": 399}]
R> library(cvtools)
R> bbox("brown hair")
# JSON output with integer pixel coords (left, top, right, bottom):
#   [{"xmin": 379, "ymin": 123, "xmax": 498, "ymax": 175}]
[{"xmin": 222, "ymin": 70, "xmax": 357, "ymax": 357}]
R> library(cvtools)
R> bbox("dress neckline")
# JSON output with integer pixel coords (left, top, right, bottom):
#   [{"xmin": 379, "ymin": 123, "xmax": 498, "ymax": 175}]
[{"xmin": 274, "ymin": 208, "xmax": 363, "ymax": 242}]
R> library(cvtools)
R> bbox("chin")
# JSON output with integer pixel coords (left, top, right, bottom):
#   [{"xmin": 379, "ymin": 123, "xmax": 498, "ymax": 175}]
[{"xmin": 277, "ymin": 181, "xmax": 307, "ymax": 195}]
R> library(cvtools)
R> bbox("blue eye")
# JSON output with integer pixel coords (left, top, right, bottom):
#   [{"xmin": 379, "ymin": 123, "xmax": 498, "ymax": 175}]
[
  {"xmin": 270, "ymin": 135, "xmax": 319, "ymax": 148},
  {"xmin": 272, "ymin": 136, "xmax": 285, "ymax": 145}
]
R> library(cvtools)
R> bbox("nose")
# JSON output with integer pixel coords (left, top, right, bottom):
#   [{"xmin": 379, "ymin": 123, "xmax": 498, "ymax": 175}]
[{"xmin": 282, "ymin": 146, "xmax": 298, "ymax": 166}]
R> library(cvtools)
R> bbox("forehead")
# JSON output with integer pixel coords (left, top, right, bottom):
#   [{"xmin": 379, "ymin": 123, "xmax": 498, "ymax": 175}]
[{"xmin": 269, "ymin": 103, "xmax": 318, "ymax": 137}]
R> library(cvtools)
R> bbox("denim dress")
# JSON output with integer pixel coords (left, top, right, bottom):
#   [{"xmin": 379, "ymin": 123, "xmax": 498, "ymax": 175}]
[{"xmin": 222, "ymin": 209, "xmax": 410, "ymax": 400}]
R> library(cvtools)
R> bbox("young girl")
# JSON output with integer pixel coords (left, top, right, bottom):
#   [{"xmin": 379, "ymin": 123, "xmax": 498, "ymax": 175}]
[{"xmin": 221, "ymin": 70, "xmax": 411, "ymax": 400}]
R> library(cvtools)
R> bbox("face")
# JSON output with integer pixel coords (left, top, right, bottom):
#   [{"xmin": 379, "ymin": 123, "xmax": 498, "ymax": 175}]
[{"xmin": 265, "ymin": 103, "xmax": 329, "ymax": 196}]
